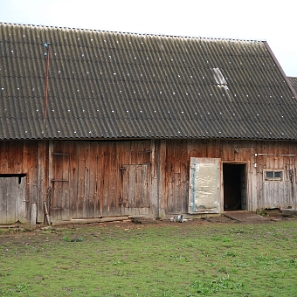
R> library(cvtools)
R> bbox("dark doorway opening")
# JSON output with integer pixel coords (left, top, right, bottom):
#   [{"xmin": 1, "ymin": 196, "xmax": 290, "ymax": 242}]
[{"xmin": 223, "ymin": 164, "xmax": 246, "ymax": 211}]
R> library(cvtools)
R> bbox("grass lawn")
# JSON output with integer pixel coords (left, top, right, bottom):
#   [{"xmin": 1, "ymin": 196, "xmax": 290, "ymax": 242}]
[{"xmin": 1, "ymin": 219, "xmax": 297, "ymax": 296}]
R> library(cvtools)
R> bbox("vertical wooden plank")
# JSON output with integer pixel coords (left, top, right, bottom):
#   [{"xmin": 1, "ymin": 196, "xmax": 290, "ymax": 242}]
[
  {"xmin": 61, "ymin": 152, "xmax": 70, "ymax": 221},
  {"xmin": 0, "ymin": 178, "xmax": 7, "ymax": 224},
  {"xmin": 68, "ymin": 141, "xmax": 78, "ymax": 219},
  {"xmin": 115, "ymin": 143, "xmax": 122, "ymax": 214},
  {"xmin": 173, "ymin": 140, "xmax": 181, "ymax": 174},
  {"xmin": 119, "ymin": 142, "xmax": 131, "ymax": 213},
  {"xmin": 128, "ymin": 165, "xmax": 135, "ymax": 208},
  {"xmin": 17, "ymin": 175, "xmax": 26, "ymax": 223},
  {"xmin": 135, "ymin": 165, "xmax": 141, "ymax": 208},
  {"xmin": 173, "ymin": 141, "xmax": 181, "ymax": 213},
  {"xmin": 173, "ymin": 173, "xmax": 181, "ymax": 212},
  {"xmin": 174, "ymin": 141, "xmax": 181, "ymax": 212},
  {"xmin": 37, "ymin": 141, "xmax": 47, "ymax": 222},
  {"xmin": 110, "ymin": 144, "xmax": 118, "ymax": 215},
  {"xmin": 199, "ymin": 139, "xmax": 206, "ymax": 158},
  {"xmin": 221, "ymin": 140, "xmax": 228, "ymax": 161},
  {"xmin": 122, "ymin": 165, "xmax": 129, "ymax": 209},
  {"xmin": 143, "ymin": 141, "xmax": 151, "ymax": 164},
  {"xmin": 83, "ymin": 142, "xmax": 90, "ymax": 218},
  {"xmin": 130, "ymin": 142, "xmax": 138, "ymax": 164},
  {"xmin": 7, "ymin": 141, "xmax": 16, "ymax": 173},
  {"xmin": 28, "ymin": 141, "xmax": 38, "ymax": 221},
  {"xmin": 117, "ymin": 142, "xmax": 124, "ymax": 212},
  {"xmin": 187, "ymin": 139, "xmax": 196, "ymax": 158},
  {"xmin": 276, "ymin": 142, "xmax": 285, "ymax": 206},
  {"xmin": 89, "ymin": 142, "xmax": 98, "ymax": 217},
  {"xmin": 288, "ymin": 141, "xmax": 296, "ymax": 208},
  {"xmin": 51, "ymin": 142, "xmax": 63, "ymax": 221},
  {"xmin": 122, "ymin": 164, "xmax": 149, "ymax": 213},
  {"xmin": 243, "ymin": 141, "xmax": 254, "ymax": 163},
  {"xmin": 165, "ymin": 140, "xmax": 175, "ymax": 214},
  {"xmin": 7, "ymin": 141, "xmax": 22, "ymax": 174},
  {"xmin": 248, "ymin": 145, "xmax": 257, "ymax": 211},
  {"xmin": 149, "ymin": 140, "xmax": 156, "ymax": 216},
  {"xmin": 140, "ymin": 165, "xmax": 148, "ymax": 207},
  {"xmin": 47, "ymin": 141, "xmax": 54, "ymax": 221},
  {"xmin": 261, "ymin": 182, "xmax": 267, "ymax": 209},
  {"xmin": 207, "ymin": 139, "xmax": 216, "ymax": 158},
  {"xmin": 123, "ymin": 141, "xmax": 132, "ymax": 164},
  {"xmin": 6, "ymin": 177, "xmax": 17, "ymax": 223},
  {"xmin": 97, "ymin": 143, "xmax": 104, "ymax": 216},
  {"xmin": 256, "ymin": 141, "xmax": 265, "ymax": 210},
  {"xmin": 279, "ymin": 180, "xmax": 285, "ymax": 207},
  {"xmin": 266, "ymin": 141, "xmax": 273, "ymax": 169},
  {"xmin": 15, "ymin": 141, "xmax": 23, "ymax": 174},
  {"xmin": 180, "ymin": 141, "xmax": 189, "ymax": 213},
  {"xmin": 137, "ymin": 141, "xmax": 144, "ymax": 164},
  {"xmin": 77, "ymin": 142, "xmax": 87, "ymax": 218},
  {"xmin": 0, "ymin": 141, "xmax": 8, "ymax": 173},
  {"xmin": 283, "ymin": 143, "xmax": 291, "ymax": 207},
  {"xmin": 149, "ymin": 140, "xmax": 164, "ymax": 218},
  {"xmin": 102, "ymin": 143, "xmax": 111, "ymax": 215}
]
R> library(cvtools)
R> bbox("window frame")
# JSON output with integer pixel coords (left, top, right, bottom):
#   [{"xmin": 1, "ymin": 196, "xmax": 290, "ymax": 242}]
[{"xmin": 264, "ymin": 170, "xmax": 284, "ymax": 181}]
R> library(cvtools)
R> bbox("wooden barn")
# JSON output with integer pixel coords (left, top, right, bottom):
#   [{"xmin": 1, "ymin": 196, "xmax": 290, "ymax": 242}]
[{"xmin": 1, "ymin": 23, "xmax": 297, "ymax": 225}]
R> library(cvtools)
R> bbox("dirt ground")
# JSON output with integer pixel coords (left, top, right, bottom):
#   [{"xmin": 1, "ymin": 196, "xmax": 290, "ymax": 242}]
[{"xmin": 1, "ymin": 211, "xmax": 297, "ymax": 241}]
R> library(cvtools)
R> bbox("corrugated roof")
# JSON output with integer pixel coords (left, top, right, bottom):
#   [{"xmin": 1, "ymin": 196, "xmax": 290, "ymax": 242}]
[
  {"xmin": 1, "ymin": 23, "xmax": 297, "ymax": 140},
  {"xmin": 288, "ymin": 77, "xmax": 297, "ymax": 93}
]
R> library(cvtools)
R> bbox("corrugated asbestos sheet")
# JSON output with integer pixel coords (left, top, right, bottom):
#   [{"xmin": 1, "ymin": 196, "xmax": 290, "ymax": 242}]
[
  {"xmin": 1, "ymin": 23, "xmax": 297, "ymax": 140},
  {"xmin": 288, "ymin": 77, "xmax": 297, "ymax": 93}
]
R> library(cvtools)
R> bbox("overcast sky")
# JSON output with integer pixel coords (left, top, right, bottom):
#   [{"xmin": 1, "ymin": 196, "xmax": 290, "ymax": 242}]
[{"xmin": 0, "ymin": 0, "xmax": 296, "ymax": 76}]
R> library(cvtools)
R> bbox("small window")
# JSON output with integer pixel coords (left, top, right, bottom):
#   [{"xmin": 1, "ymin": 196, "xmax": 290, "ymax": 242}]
[{"xmin": 264, "ymin": 171, "xmax": 283, "ymax": 181}]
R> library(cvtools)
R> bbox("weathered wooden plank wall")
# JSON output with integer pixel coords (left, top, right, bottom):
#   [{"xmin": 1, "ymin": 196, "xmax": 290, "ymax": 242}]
[
  {"xmin": 0, "ymin": 140, "xmax": 45, "ymax": 223},
  {"xmin": 50, "ymin": 140, "xmax": 151, "ymax": 221},
  {"xmin": 0, "ymin": 138, "xmax": 296, "ymax": 224},
  {"xmin": 164, "ymin": 139, "xmax": 297, "ymax": 214}
]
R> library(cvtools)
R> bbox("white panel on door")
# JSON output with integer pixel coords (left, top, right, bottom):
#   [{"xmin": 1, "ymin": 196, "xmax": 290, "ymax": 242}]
[{"xmin": 188, "ymin": 158, "xmax": 221, "ymax": 213}]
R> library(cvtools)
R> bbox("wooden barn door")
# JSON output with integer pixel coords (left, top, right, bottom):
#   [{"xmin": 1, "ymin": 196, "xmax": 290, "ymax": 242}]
[
  {"xmin": 120, "ymin": 164, "xmax": 149, "ymax": 215},
  {"xmin": 188, "ymin": 158, "xmax": 221, "ymax": 213},
  {"xmin": 0, "ymin": 175, "xmax": 26, "ymax": 224},
  {"xmin": 51, "ymin": 153, "xmax": 70, "ymax": 221}
]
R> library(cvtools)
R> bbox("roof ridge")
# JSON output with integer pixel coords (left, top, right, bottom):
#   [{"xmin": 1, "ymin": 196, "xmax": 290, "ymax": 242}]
[{"xmin": 0, "ymin": 21, "xmax": 265, "ymax": 43}]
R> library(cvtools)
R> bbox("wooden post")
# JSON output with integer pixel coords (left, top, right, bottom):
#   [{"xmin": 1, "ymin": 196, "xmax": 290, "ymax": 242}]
[
  {"xmin": 30, "ymin": 203, "xmax": 37, "ymax": 229},
  {"xmin": 44, "ymin": 201, "xmax": 51, "ymax": 225}
]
